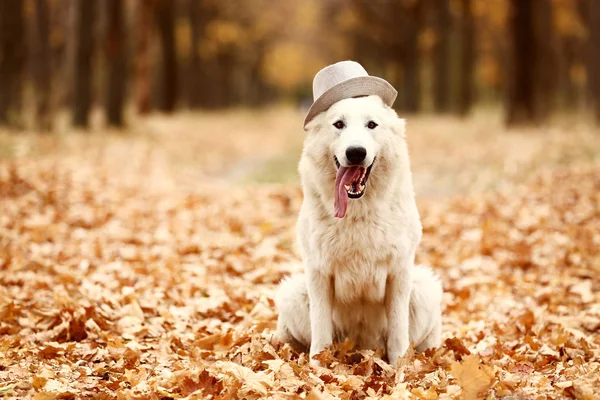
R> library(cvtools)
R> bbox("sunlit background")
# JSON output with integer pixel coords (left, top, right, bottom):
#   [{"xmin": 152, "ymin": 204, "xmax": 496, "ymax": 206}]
[
  {"xmin": 1, "ymin": 0, "xmax": 599, "ymax": 194},
  {"xmin": 1, "ymin": 1, "xmax": 600, "ymax": 397},
  {"xmin": 0, "ymin": 0, "xmax": 598, "ymax": 124}
]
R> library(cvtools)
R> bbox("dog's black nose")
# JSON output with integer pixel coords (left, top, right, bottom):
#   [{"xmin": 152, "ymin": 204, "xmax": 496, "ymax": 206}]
[{"xmin": 345, "ymin": 146, "xmax": 367, "ymax": 165}]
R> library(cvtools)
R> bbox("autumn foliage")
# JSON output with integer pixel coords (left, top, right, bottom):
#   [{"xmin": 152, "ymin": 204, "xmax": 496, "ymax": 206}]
[{"xmin": 1, "ymin": 112, "xmax": 599, "ymax": 398}]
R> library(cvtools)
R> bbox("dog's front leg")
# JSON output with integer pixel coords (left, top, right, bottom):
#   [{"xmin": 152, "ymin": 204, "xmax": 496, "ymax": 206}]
[
  {"xmin": 307, "ymin": 268, "xmax": 333, "ymax": 366},
  {"xmin": 386, "ymin": 267, "xmax": 412, "ymax": 367}
]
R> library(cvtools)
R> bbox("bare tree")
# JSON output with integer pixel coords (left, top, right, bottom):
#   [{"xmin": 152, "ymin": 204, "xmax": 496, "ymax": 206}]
[
  {"xmin": 0, "ymin": 0, "xmax": 26, "ymax": 127},
  {"xmin": 506, "ymin": 0, "xmax": 535, "ymax": 125},
  {"xmin": 506, "ymin": 0, "xmax": 558, "ymax": 126},
  {"xmin": 401, "ymin": 0, "xmax": 423, "ymax": 113},
  {"xmin": 556, "ymin": 35, "xmax": 580, "ymax": 109},
  {"xmin": 105, "ymin": 0, "xmax": 128, "ymax": 127},
  {"xmin": 589, "ymin": 0, "xmax": 600, "ymax": 121},
  {"xmin": 433, "ymin": 0, "xmax": 451, "ymax": 113},
  {"xmin": 188, "ymin": 0, "xmax": 203, "ymax": 108},
  {"xmin": 31, "ymin": 0, "xmax": 53, "ymax": 131},
  {"xmin": 532, "ymin": 0, "xmax": 557, "ymax": 120},
  {"xmin": 73, "ymin": 0, "xmax": 97, "ymax": 128},
  {"xmin": 458, "ymin": 0, "xmax": 475, "ymax": 116},
  {"xmin": 155, "ymin": 0, "xmax": 178, "ymax": 112},
  {"xmin": 135, "ymin": 0, "xmax": 152, "ymax": 115}
]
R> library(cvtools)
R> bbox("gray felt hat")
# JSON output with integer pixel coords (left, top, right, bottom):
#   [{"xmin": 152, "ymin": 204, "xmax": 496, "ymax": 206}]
[{"xmin": 303, "ymin": 60, "xmax": 398, "ymax": 130}]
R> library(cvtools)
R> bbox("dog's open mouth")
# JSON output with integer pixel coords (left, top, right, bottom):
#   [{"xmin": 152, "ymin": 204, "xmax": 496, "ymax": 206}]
[{"xmin": 334, "ymin": 156, "xmax": 374, "ymax": 218}]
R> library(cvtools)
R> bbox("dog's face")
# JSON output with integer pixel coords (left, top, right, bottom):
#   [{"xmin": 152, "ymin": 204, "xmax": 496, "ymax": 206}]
[{"xmin": 300, "ymin": 95, "xmax": 408, "ymax": 218}]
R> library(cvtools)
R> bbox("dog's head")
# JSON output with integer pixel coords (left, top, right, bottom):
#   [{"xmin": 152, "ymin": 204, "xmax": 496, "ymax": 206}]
[{"xmin": 300, "ymin": 95, "xmax": 409, "ymax": 218}]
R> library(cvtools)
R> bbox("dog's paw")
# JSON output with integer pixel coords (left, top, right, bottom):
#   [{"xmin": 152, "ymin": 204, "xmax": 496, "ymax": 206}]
[
  {"xmin": 388, "ymin": 352, "xmax": 401, "ymax": 368},
  {"xmin": 309, "ymin": 348, "xmax": 325, "ymax": 368},
  {"xmin": 309, "ymin": 342, "xmax": 329, "ymax": 367},
  {"xmin": 309, "ymin": 357, "xmax": 324, "ymax": 368},
  {"xmin": 387, "ymin": 342, "xmax": 409, "ymax": 368}
]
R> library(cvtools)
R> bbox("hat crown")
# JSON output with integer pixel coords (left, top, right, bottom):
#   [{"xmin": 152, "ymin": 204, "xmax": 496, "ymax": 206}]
[
  {"xmin": 303, "ymin": 60, "xmax": 397, "ymax": 129},
  {"xmin": 312, "ymin": 61, "xmax": 369, "ymax": 102}
]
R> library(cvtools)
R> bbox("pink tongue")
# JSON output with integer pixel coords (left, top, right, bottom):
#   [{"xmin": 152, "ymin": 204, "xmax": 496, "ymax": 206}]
[{"xmin": 334, "ymin": 166, "xmax": 362, "ymax": 218}]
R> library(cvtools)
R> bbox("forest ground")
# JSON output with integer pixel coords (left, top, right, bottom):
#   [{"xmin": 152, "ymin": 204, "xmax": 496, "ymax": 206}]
[{"xmin": 1, "ymin": 108, "xmax": 600, "ymax": 399}]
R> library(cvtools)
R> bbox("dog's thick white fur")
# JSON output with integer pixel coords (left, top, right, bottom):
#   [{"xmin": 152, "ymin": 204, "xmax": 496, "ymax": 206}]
[{"xmin": 275, "ymin": 95, "xmax": 442, "ymax": 367}]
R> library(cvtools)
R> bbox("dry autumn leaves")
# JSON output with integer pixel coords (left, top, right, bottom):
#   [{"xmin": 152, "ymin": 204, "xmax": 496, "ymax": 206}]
[{"xmin": 1, "ymin": 113, "xmax": 600, "ymax": 399}]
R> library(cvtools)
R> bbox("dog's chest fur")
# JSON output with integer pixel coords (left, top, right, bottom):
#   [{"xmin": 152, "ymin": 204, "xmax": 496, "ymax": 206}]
[
  {"xmin": 301, "ymin": 195, "xmax": 420, "ymax": 305},
  {"xmin": 324, "ymin": 220, "xmax": 394, "ymax": 304}
]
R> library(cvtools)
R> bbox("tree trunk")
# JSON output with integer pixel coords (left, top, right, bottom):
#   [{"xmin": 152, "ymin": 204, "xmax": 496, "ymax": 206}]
[
  {"xmin": 193, "ymin": 0, "xmax": 220, "ymax": 108},
  {"xmin": 105, "ymin": 0, "xmax": 127, "ymax": 127},
  {"xmin": 433, "ymin": 0, "xmax": 451, "ymax": 113},
  {"xmin": 506, "ymin": 0, "xmax": 537, "ymax": 126},
  {"xmin": 402, "ymin": 0, "xmax": 422, "ymax": 113},
  {"xmin": 188, "ymin": 0, "xmax": 202, "ymax": 108},
  {"xmin": 53, "ymin": 0, "xmax": 72, "ymax": 113},
  {"xmin": 73, "ymin": 0, "xmax": 96, "ymax": 128},
  {"xmin": 557, "ymin": 36, "xmax": 579, "ymax": 110},
  {"xmin": 249, "ymin": 46, "xmax": 266, "ymax": 106},
  {"xmin": 458, "ymin": 0, "xmax": 475, "ymax": 116},
  {"xmin": 217, "ymin": 51, "xmax": 235, "ymax": 108},
  {"xmin": 135, "ymin": 0, "xmax": 152, "ymax": 115},
  {"xmin": 155, "ymin": 0, "xmax": 178, "ymax": 113},
  {"xmin": 200, "ymin": 58, "xmax": 221, "ymax": 108},
  {"xmin": 0, "ymin": 0, "xmax": 26, "ymax": 127},
  {"xmin": 532, "ymin": 0, "xmax": 557, "ymax": 120},
  {"xmin": 32, "ymin": 0, "xmax": 53, "ymax": 131},
  {"xmin": 589, "ymin": 0, "xmax": 600, "ymax": 122},
  {"xmin": 506, "ymin": 0, "xmax": 557, "ymax": 126}
]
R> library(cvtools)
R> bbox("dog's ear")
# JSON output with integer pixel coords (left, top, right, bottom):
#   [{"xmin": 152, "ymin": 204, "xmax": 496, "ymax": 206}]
[
  {"xmin": 304, "ymin": 113, "xmax": 324, "ymax": 133},
  {"xmin": 389, "ymin": 111, "xmax": 406, "ymax": 138}
]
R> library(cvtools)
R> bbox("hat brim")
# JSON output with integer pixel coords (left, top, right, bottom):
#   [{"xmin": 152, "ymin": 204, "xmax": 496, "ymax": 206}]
[{"xmin": 303, "ymin": 76, "xmax": 398, "ymax": 130}]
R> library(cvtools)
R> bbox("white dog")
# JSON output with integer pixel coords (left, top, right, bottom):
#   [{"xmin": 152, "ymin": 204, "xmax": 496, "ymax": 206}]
[{"xmin": 275, "ymin": 93, "xmax": 442, "ymax": 367}]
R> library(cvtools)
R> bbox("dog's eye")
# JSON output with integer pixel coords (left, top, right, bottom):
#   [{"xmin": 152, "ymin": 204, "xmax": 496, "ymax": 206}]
[
  {"xmin": 333, "ymin": 120, "xmax": 345, "ymax": 129},
  {"xmin": 367, "ymin": 121, "xmax": 378, "ymax": 129}
]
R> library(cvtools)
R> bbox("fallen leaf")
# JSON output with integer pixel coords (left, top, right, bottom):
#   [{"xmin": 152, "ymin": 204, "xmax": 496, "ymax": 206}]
[{"xmin": 450, "ymin": 354, "xmax": 494, "ymax": 400}]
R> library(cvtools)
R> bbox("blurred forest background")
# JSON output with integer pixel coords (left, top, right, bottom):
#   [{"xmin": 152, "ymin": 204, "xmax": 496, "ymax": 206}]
[
  {"xmin": 3, "ymin": 2, "xmax": 600, "ymax": 397},
  {"xmin": 1, "ymin": 0, "xmax": 600, "ymax": 132}
]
